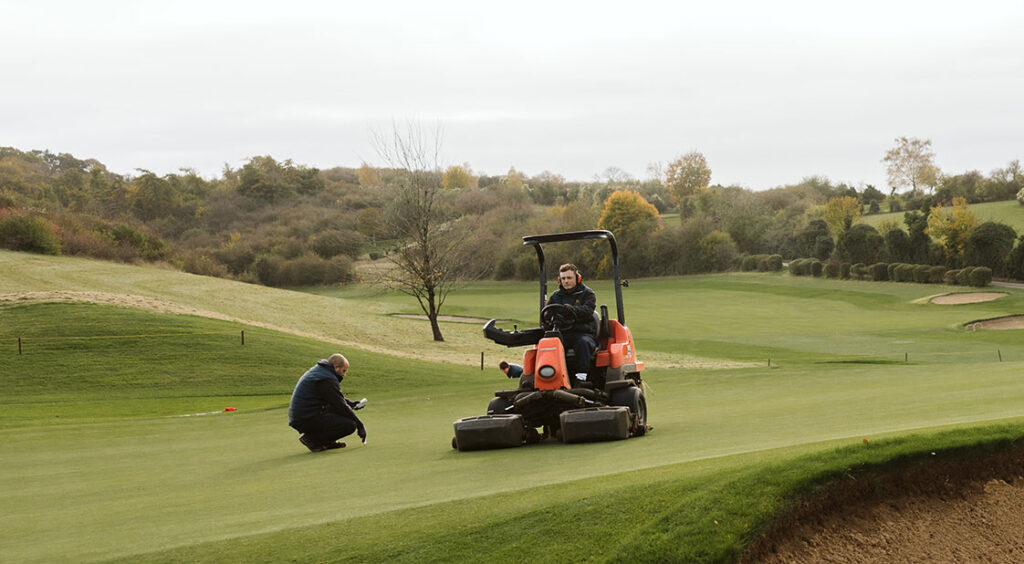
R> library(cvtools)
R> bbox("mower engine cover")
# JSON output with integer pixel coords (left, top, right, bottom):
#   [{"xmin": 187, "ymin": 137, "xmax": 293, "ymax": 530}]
[{"xmin": 452, "ymin": 414, "xmax": 526, "ymax": 451}]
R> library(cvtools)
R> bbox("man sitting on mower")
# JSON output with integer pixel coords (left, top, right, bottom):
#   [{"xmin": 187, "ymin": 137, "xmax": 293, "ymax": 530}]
[{"xmin": 546, "ymin": 263, "xmax": 598, "ymax": 387}]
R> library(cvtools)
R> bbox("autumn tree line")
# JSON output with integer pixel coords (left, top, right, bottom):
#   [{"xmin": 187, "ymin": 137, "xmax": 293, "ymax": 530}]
[{"xmin": 3, "ymin": 138, "xmax": 1024, "ymax": 293}]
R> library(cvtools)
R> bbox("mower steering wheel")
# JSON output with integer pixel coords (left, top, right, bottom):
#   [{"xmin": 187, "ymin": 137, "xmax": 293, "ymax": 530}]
[{"xmin": 541, "ymin": 303, "xmax": 575, "ymax": 331}]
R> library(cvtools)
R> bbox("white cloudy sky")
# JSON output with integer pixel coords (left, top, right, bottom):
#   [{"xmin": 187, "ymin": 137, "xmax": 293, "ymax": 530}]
[{"xmin": 3, "ymin": 0, "xmax": 1023, "ymax": 189}]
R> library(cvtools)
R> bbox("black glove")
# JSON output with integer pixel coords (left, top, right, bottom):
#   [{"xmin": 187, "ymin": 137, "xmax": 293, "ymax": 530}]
[{"xmin": 357, "ymin": 424, "xmax": 367, "ymax": 444}]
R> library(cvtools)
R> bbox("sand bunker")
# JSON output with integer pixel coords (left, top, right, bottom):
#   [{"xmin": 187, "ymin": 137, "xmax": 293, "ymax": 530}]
[
  {"xmin": 931, "ymin": 292, "xmax": 1007, "ymax": 305},
  {"xmin": 744, "ymin": 448, "xmax": 1024, "ymax": 564},
  {"xmin": 965, "ymin": 315, "xmax": 1024, "ymax": 331}
]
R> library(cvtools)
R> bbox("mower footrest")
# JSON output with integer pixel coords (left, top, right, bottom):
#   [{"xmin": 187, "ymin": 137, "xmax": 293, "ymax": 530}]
[
  {"xmin": 453, "ymin": 414, "xmax": 525, "ymax": 451},
  {"xmin": 559, "ymin": 407, "xmax": 629, "ymax": 443}
]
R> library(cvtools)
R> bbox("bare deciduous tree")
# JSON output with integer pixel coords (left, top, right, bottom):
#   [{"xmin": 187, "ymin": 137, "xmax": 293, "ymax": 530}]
[{"xmin": 371, "ymin": 121, "xmax": 465, "ymax": 342}]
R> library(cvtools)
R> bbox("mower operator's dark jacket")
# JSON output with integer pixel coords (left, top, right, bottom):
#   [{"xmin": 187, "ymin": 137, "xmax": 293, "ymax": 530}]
[
  {"xmin": 548, "ymin": 282, "xmax": 597, "ymax": 336},
  {"xmin": 288, "ymin": 360, "xmax": 362, "ymax": 430}
]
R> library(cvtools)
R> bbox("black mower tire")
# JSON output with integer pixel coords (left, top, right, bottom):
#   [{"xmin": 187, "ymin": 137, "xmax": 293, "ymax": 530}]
[
  {"xmin": 610, "ymin": 385, "xmax": 647, "ymax": 436},
  {"xmin": 487, "ymin": 396, "xmax": 514, "ymax": 415}
]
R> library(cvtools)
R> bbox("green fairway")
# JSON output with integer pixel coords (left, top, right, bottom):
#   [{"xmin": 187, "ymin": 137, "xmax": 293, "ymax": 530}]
[{"xmin": 2, "ymin": 251, "xmax": 1024, "ymax": 562}]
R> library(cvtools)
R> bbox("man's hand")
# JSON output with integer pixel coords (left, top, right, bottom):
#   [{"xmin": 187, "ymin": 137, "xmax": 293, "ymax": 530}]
[
  {"xmin": 353, "ymin": 398, "xmax": 367, "ymax": 410},
  {"xmin": 357, "ymin": 425, "xmax": 367, "ymax": 444}
]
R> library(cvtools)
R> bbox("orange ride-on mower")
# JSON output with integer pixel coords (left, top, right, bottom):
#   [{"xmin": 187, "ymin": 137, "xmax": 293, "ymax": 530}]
[{"xmin": 452, "ymin": 229, "xmax": 648, "ymax": 451}]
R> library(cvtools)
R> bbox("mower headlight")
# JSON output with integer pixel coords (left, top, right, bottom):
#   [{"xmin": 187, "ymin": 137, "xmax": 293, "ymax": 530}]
[{"xmin": 538, "ymin": 365, "xmax": 556, "ymax": 379}]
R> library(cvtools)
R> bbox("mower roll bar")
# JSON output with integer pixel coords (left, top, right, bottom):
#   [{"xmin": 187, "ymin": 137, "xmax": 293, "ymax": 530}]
[{"xmin": 522, "ymin": 229, "xmax": 625, "ymax": 326}]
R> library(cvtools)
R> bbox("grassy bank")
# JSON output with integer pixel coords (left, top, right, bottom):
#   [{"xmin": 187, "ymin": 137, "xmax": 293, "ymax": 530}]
[{"xmin": 3, "ymin": 252, "xmax": 1024, "ymax": 562}]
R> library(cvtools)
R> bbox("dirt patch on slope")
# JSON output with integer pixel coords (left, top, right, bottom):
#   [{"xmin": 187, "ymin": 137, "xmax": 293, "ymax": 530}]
[
  {"xmin": 743, "ymin": 448, "xmax": 1024, "ymax": 563},
  {"xmin": 931, "ymin": 292, "xmax": 1007, "ymax": 305}
]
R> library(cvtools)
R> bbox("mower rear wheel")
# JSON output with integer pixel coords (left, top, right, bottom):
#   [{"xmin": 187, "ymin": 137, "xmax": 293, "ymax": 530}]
[{"xmin": 610, "ymin": 386, "xmax": 647, "ymax": 436}]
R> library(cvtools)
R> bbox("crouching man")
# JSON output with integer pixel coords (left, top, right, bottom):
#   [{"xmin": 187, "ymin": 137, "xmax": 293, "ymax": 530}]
[{"xmin": 289, "ymin": 353, "xmax": 367, "ymax": 452}]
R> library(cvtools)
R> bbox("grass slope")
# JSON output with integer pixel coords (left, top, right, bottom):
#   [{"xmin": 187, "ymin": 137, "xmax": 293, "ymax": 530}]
[
  {"xmin": 3, "ymin": 253, "xmax": 1024, "ymax": 562},
  {"xmin": 861, "ymin": 199, "xmax": 1024, "ymax": 232}
]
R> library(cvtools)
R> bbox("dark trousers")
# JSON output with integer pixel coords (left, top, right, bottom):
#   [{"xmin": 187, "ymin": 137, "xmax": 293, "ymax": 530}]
[
  {"xmin": 562, "ymin": 331, "xmax": 597, "ymax": 377},
  {"xmin": 295, "ymin": 413, "xmax": 357, "ymax": 446}
]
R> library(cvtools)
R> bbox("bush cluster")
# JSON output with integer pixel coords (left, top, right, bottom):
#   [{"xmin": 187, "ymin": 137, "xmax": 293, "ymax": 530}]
[
  {"xmin": 0, "ymin": 214, "xmax": 61, "ymax": 255},
  {"xmin": 788, "ymin": 258, "xmax": 990, "ymax": 287},
  {"xmin": 944, "ymin": 266, "xmax": 993, "ymax": 287},
  {"xmin": 738, "ymin": 254, "xmax": 783, "ymax": 272}
]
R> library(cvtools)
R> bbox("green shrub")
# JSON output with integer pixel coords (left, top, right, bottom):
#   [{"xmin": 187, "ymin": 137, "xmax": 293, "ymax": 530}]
[
  {"xmin": 850, "ymin": 263, "xmax": 867, "ymax": 280},
  {"xmin": 0, "ymin": 214, "xmax": 61, "ymax": 255},
  {"xmin": 765, "ymin": 254, "xmax": 783, "ymax": 272},
  {"xmin": 182, "ymin": 252, "xmax": 230, "ymax": 278},
  {"xmin": 787, "ymin": 258, "xmax": 807, "ymax": 276},
  {"xmin": 956, "ymin": 267, "xmax": 975, "ymax": 286},
  {"xmin": 929, "ymin": 265, "xmax": 946, "ymax": 284},
  {"xmin": 840, "ymin": 262, "xmax": 851, "ymax": 279},
  {"xmin": 823, "ymin": 260, "xmax": 841, "ymax": 279},
  {"xmin": 741, "ymin": 255, "xmax": 759, "ymax": 271},
  {"xmin": 913, "ymin": 264, "xmax": 932, "ymax": 283},
  {"xmin": 102, "ymin": 223, "xmax": 169, "ymax": 261},
  {"xmin": 893, "ymin": 263, "xmax": 916, "ymax": 282},
  {"xmin": 944, "ymin": 269, "xmax": 960, "ymax": 284},
  {"xmin": 968, "ymin": 266, "xmax": 992, "ymax": 287},
  {"xmin": 887, "ymin": 262, "xmax": 898, "ymax": 281},
  {"xmin": 310, "ymin": 229, "xmax": 364, "ymax": 260},
  {"xmin": 869, "ymin": 263, "xmax": 889, "ymax": 281},
  {"xmin": 810, "ymin": 259, "xmax": 823, "ymax": 277}
]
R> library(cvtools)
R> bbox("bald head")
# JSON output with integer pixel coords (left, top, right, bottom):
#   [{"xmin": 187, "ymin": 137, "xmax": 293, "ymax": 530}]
[{"xmin": 327, "ymin": 353, "xmax": 349, "ymax": 378}]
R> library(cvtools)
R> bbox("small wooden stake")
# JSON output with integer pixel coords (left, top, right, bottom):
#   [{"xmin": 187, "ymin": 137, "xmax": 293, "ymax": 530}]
[
  {"xmin": 18, "ymin": 337, "xmax": 22, "ymax": 355},
  {"xmin": 998, "ymin": 349, "xmax": 1002, "ymax": 362},
  {"xmin": 241, "ymin": 330, "xmax": 245, "ymax": 346},
  {"xmin": 480, "ymin": 352, "xmax": 484, "ymax": 371}
]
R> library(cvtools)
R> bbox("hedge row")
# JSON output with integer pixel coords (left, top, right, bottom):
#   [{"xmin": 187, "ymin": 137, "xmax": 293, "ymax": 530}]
[
  {"xmin": 739, "ymin": 254, "xmax": 783, "ymax": 272},
  {"xmin": 788, "ymin": 258, "xmax": 991, "ymax": 287}
]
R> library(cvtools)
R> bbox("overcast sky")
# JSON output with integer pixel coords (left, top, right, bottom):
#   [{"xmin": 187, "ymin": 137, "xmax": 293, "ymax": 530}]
[{"xmin": 3, "ymin": 1, "xmax": 1023, "ymax": 190}]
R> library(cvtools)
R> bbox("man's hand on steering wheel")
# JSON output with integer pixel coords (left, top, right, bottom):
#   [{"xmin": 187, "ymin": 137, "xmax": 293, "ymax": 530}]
[{"xmin": 541, "ymin": 303, "xmax": 575, "ymax": 330}]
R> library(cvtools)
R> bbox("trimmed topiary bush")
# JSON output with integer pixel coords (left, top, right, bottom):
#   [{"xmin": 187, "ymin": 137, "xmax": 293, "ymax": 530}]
[
  {"xmin": 968, "ymin": 266, "xmax": 992, "ymax": 287},
  {"xmin": 929, "ymin": 265, "xmax": 946, "ymax": 284},
  {"xmin": 810, "ymin": 259, "xmax": 823, "ymax": 277},
  {"xmin": 823, "ymin": 260, "xmax": 841, "ymax": 279},
  {"xmin": 840, "ymin": 262, "xmax": 852, "ymax": 279},
  {"xmin": 913, "ymin": 264, "xmax": 932, "ymax": 283},
  {"xmin": 849, "ymin": 263, "xmax": 867, "ymax": 280},
  {"xmin": 956, "ymin": 267, "xmax": 975, "ymax": 286},
  {"xmin": 887, "ymin": 262, "xmax": 899, "ymax": 281},
  {"xmin": 894, "ymin": 263, "xmax": 916, "ymax": 282},
  {"xmin": 944, "ymin": 269, "xmax": 960, "ymax": 284},
  {"xmin": 766, "ymin": 254, "xmax": 783, "ymax": 272},
  {"xmin": 869, "ymin": 263, "xmax": 889, "ymax": 281}
]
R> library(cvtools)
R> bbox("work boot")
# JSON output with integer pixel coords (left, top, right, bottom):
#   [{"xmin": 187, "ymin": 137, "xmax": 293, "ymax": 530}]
[{"xmin": 299, "ymin": 435, "xmax": 327, "ymax": 452}]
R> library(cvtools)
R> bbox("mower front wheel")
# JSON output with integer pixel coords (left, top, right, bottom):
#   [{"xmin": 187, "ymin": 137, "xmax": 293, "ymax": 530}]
[{"xmin": 487, "ymin": 396, "xmax": 513, "ymax": 415}]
